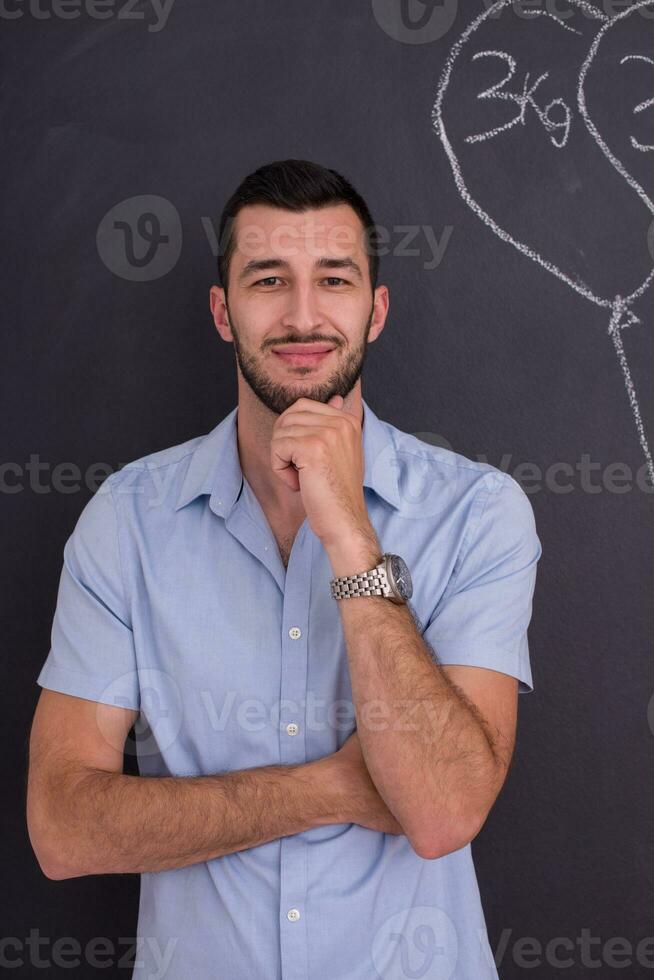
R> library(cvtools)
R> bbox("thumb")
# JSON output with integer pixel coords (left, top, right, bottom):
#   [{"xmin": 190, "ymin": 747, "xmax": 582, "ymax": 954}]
[{"xmin": 328, "ymin": 394, "xmax": 344, "ymax": 409}]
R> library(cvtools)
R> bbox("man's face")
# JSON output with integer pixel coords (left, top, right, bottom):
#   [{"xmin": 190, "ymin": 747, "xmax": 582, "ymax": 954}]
[{"xmin": 210, "ymin": 203, "xmax": 388, "ymax": 416}]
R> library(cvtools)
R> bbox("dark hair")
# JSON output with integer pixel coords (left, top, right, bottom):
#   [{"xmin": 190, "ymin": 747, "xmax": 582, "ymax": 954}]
[{"xmin": 216, "ymin": 159, "xmax": 379, "ymax": 296}]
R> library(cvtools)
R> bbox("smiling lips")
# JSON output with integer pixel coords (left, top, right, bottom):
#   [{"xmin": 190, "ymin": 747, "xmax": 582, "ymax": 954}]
[{"xmin": 273, "ymin": 345, "xmax": 336, "ymax": 367}]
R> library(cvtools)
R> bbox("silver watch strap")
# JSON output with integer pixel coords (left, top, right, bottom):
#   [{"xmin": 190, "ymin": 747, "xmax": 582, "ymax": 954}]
[{"xmin": 330, "ymin": 561, "xmax": 389, "ymax": 599}]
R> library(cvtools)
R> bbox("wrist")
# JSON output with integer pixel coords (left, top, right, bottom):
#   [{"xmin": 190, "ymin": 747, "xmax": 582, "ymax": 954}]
[
  {"xmin": 325, "ymin": 528, "xmax": 383, "ymax": 578},
  {"xmin": 303, "ymin": 756, "xmax": 350, "ymax": 827}
]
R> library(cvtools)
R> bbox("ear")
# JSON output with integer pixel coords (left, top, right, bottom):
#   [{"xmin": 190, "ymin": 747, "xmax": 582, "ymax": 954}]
[
  {"xmin": 367, "ymin": 285, "xmax": 390, "ymax": 344},
  {"xmin": 209, "ymin": 285, "xmax": 233, "ymax": 342}
]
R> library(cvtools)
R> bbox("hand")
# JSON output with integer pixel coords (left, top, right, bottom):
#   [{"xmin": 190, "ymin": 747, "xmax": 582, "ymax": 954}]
[
  {"xmin": 331, "ymin": 730, "xmax": 405, "ymax": 836},
  {"xmin": 270, "ymin": 395, "xmax": 373, "ymax": 549}
]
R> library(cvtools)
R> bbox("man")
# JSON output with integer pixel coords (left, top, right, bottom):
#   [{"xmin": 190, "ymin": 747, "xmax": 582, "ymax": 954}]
[{"xmin": 27, "ymin": 159, "xmax": 541, "ymax": 979}]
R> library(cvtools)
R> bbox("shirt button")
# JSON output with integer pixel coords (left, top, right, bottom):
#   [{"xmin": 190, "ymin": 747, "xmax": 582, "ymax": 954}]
[
  {"xmin": 287, "ymin": 908, "xmax": 301, "ymax": 922},
  {"xmin": 288, "ymin": 626, "xmax": 302, "ymax": 640},
  {"xmin": 286, "ymin": 723, "xmax": 299, "ymax": 736}
]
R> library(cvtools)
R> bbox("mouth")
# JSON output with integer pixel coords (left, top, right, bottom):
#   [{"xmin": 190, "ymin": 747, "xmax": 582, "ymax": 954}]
[{"xmin": 272, "ymin": 347, "xmax": 336, "ymax": 367}]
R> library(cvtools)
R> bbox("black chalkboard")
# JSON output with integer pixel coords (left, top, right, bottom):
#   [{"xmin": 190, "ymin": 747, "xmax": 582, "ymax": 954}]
[{"xmin": 5, "ymin": 2, "xmax": 653, "ymax": 977}]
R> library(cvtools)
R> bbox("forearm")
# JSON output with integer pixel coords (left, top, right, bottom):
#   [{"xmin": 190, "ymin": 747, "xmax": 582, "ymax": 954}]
[
  {"xmin": 342, "ymin": 599, "xmax": 498, "ymax": 848},
  {"xmin": 45, "ymin": 757, "xmax": 340, "ymax": 878},
  {"xmin": 328, "ymin": 538, "xmax": 501, "ymax": 856}
]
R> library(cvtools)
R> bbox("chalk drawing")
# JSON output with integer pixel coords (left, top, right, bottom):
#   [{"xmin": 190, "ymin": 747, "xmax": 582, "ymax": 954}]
[
  {"xmin": 464, "ymin": 50, "xmax": 572, "ymax": 147},
  {"xmin": 432, "ymin": 0, "xmax": 654, "ymax": 486},
  {"xmin": 619, "ymin": 55, "xmax": 654, "ymax": 151}
]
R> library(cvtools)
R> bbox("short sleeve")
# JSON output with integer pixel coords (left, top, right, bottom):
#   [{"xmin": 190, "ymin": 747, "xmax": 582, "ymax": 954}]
[
  {"xmin": 422, "ymin": 473, "xmax": 542, "ymax": 694},
  {"xmin": 36, "ymin": 476, "xmax": 141, "ymax": 710}
]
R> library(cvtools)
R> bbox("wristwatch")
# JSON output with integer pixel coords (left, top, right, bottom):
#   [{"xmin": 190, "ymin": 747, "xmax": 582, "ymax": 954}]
[{"xmin": 330, "ymin": 553, "xmax": 413, "ymax": 605}]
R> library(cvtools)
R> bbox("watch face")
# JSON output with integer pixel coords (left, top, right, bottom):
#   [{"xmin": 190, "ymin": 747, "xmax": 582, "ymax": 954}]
[{"xmin": 389, "ymin": 555, "xmax": 413, "ymax": 600}]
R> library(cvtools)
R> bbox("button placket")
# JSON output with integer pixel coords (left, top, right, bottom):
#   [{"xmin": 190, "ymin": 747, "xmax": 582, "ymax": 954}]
[
  {"xmin": 278, "ymin": 529, "xmax": 312, "ymax": 980},
  {"xmin": 279, "ymin": 532, "xmax": 310, "ymax": 768}
]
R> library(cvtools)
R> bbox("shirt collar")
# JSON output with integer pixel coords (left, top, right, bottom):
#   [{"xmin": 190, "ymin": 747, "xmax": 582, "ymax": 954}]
[{"xmin": 174, "ymin": 396, "xmax": 402, "ymax": 517}]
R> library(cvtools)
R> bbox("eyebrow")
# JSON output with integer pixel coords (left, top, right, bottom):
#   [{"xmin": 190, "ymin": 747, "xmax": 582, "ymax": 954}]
[{"xmin": 237, "ymin": 256, "xmax": 364, "ymax": 283}]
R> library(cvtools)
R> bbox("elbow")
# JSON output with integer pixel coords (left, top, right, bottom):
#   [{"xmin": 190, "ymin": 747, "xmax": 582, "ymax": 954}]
[
  {"xmin": 29, "ymin": 829, "xmax": 83, "ymax": 881},
  {"xmin": 408, "ymin": 813, "xmax": 484, "ymax": 861},
  {"xmin": 40, "ymin": 859, "xmax": 78, "ymax": 881},
  {"xmin": 407, "ymin": 763, "xmax": 505, "ymax": 860},
  {"xmin": 27, "ymin": 790, "xmax": 84, "ymax": 880},
  {"xmin": 29, "ymin": 831, "xmax": 81, "ymax": 880}
]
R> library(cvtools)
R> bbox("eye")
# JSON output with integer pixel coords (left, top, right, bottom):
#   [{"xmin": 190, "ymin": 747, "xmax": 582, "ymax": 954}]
[
  {"xmin": 322, "ymin": 277, "xmax": 348, "ymax": 286},
  {"xmin": 254, "ymin": 276, "xmax": 283, "ymax": 286}
]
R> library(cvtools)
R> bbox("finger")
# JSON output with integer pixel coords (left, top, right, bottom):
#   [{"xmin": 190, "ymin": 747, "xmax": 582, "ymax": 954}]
[
  {"xmin": 285, "ymin": 396, "xmax": 340, "ymax": 413},
  {"xmin": 275, "ymin": 413, "xmax": 359, "ymax": 442},
  {"xmin": 270, "ymin": 432, "xmax": 319, "ymax": 487},
  {"xmin": 270, "ymin": 430, "xmax": 336, "ymax": 488},
  {"xmin": 279, "ymin": 397, "xmax": 348, "ymax": 423},
  {"xmin": 270, "ymin": 450, "xmax": 301, "ymax": 491},
  {"xmin": 275, "ymin": 413, "xmax": 345, "ymax": 432}
]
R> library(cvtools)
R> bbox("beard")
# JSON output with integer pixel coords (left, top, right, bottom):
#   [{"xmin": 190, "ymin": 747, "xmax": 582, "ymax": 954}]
[{"xmin": 228, "ymin": 304, "xmax": 375, "ymax": 416}]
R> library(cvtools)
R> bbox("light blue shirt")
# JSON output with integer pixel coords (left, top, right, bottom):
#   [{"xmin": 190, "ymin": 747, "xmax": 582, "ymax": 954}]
[{"xmin": 36, "ymin": 396, "xmax": 541, "ymax": 980}]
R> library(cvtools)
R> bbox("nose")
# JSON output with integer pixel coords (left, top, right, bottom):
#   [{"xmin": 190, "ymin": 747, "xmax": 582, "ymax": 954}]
[{"xmin": 280, "ymin": 281, "xmax": 323, "ymax": 333}]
